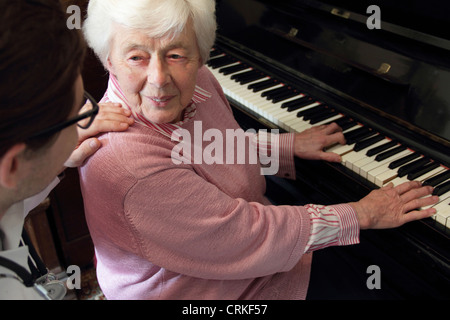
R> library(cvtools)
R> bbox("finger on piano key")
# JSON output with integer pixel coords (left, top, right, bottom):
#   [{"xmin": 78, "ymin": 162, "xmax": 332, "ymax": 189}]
[
  {"xmin": 325, "ymin": 125, "xmax": 365, "ymax": 156},
  {"xmin": 430, "ymin": 194, "xmax": 450, "ymax": 228}
]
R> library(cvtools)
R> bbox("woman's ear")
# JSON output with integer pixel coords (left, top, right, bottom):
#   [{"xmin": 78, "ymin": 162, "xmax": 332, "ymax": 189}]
[
  {"xmin": 106, "ymin": 56, "xmax": 115, "ymax": 75},
  {"xmin": 0, "ymin": 143, "xmax": 27, "ymax": 189}
]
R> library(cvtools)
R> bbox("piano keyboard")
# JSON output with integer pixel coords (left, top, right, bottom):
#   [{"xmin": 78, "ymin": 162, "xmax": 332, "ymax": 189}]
[{"xmin": 207, "ymin": 49, "xmax": 450, "ymax": 231}]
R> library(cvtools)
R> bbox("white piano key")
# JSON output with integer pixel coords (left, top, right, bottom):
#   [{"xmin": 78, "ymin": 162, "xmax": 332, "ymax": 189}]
[
  {"xmin": 313, "ymin": 114, "xmax": 344, "ymax": 126},
  {"xmin": 341, "ymin": 138, "xmax": 390, "ymax": 170},
  {"xmin": 368, "ymin": 149, "xmax": 414, "ymax": 186},
  {"xmin": 431, "ymin": 194, "xmax": 450, "ymax": 228},
  {"xmin": 388, "ymin": 176, "xmax": 409, "ymax": 187},
  {"xmin": 361, "ymin": 149, "xmax": 410, "ymax": 180},
  {"xmin": 417, "ymin": 166, "xmax": 447, "ymax": 183},
  {"xmin": 423, "ymin": 189, "xmax": 450, "ymax": 210}
]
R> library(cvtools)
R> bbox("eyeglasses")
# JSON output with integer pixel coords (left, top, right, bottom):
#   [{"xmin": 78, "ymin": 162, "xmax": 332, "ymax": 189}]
[{"xmin": 29, "ymin": 91, "xmax": 99, "ymax": 139}]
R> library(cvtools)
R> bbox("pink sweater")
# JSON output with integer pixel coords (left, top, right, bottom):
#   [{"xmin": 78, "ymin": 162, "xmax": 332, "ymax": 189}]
[{"xmin": 79, "ymin": 67, "xmax": 349, "ymax": 299}]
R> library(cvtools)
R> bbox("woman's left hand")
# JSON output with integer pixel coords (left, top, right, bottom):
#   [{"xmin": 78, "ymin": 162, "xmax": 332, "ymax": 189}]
[
  {"xmin": 293, "ymin": 122, "xmax": 346, "ymax": 163},
  {"xmin": 65, "ymin": 102, "xmax": 134, "ymax": 167}
]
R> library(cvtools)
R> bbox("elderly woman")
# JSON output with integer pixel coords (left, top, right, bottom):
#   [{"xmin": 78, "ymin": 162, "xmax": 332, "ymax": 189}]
[{"xmin": 80, "ymin": 0, "xmax": 437, "ymax": 300}]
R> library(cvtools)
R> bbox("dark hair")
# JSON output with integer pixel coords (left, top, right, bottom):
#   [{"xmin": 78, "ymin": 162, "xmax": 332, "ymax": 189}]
[{"xmin": 0, "ymin": 0, "xmax": 86, "ymax": 157}]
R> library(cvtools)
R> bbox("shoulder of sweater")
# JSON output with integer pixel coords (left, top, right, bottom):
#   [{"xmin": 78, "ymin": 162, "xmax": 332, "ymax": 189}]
[
  {"xmin": 196, "ymin": 65, "xmax": 232, "ymax": 112},
  {"xmin": 83, "ymin": 125, "xmax": 177, "ymax": 179}
]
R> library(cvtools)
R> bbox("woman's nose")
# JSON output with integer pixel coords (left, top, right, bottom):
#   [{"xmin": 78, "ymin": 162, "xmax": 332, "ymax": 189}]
[{"xmin": 147, "ymin": 56, "xmax": 170, "ymax": 88}]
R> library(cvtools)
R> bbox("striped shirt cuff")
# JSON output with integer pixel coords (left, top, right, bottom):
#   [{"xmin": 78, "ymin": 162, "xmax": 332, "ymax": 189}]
[
  {"xmin": 253, "ymin": 132, "xmax": 296, "ymax": 178},
  {"xmin": 304, "ymin": 203, "xmax": 360, "ymax": 253},
  {"xmin": 277, "ymin": 133, "xmax": 296, "ymax": 179}
]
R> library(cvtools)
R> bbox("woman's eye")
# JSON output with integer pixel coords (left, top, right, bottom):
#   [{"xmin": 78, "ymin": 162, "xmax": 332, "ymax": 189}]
[{"xmin": 129, "ymin": 56, "xmax": 142, "ymax": 61}]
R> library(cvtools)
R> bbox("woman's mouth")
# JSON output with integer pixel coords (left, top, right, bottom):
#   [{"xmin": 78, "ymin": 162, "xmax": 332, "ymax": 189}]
[
  {"xmin": 145, "ymin": 95, "xmax": 173, "ymax": 106},
  {"xmin": 151, "ymin": 97, "xmax": 171, "ymax": 102}
]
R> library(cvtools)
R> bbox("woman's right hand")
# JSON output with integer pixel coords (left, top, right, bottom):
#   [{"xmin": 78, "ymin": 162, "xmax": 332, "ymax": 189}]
[{"xmin": 350, "ymin": 181, "xmax": 439, "ymax": 230}]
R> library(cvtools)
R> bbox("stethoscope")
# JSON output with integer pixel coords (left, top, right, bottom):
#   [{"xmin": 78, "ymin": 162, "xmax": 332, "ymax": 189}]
[{"xmin": 0, "ymin": 229, "xmax": 67, "ymax": 300}]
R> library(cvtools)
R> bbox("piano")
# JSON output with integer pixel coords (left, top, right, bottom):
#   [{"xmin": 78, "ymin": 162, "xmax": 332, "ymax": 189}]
[{"xmin": 209, "ymin": 0, "xmax": 450, "ymax": 298}]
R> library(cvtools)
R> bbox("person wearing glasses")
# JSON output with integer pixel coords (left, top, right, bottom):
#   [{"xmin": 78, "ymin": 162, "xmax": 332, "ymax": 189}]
[{"xmin": 0, "ymin": 0, "xmax": 133, "ymax": 299}]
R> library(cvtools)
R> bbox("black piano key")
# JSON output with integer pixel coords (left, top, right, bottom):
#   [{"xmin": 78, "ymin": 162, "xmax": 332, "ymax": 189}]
[
  {"xmin": 219, "ymin": 63, "xmax": 248, "ymax": 75},
  {"xmin": 397, "ymin": 157, "xmax": 430, "ymax": 178},
  {"xmin": 423, "ymin": 170, "xmax": 450, "ymax": 187},
  {"xmin": 302, "ymin": 106, "xmax": 329, "ymax": 120},
  {"xmin": 366, "ymin": 140, "xmax": 397, "ymax": 157},
  {"xmin": 374, "ymin": 145, "xmax": 406, "ymax": 162},
  {"xmin": 336, "ymin": 118, "xmax": 358, "ymax": 131},
  {"xmin": 304, "ymin": 108, "xmax": 332, "ymax": 122},
  {"xmin": 208, "ymin": 56, "xmax": 235, "ymax": 68},
  {"xmin": 353, "ymin": 134, "xmax": 384, "ymax": 152},
  {"xmin": 248, "ymin": 79, "xmax": 278, "ymax": 92},
  {"xmin": 230, "ymin": 69, "xmax": 255, "ymax": 80},
  {"xmin": 407, "ymin": 162, "xmax": 440, "ymax": 180},
  {"xmin": 309, "ymin": 109, "xmax": 339, "ymax": 124},
  {"xmin": 287, "ymin": 98, "xmax": 316, "ymax": 112},
  {"xmin": 234, "ymin": 71, "xmax": 266, "ymax": 84},
  {"xmin": 321, "ymin": 116, "xmax": 356, "ymax": 130},
  {"xmin": 432, "ymin": 180, "xmax": 450, "ymax": 196},
  {"xmin": 347, "ymin": 129, "xmax": 377, "ymax": 145},
  {"xmin": 297, "ymin": 105, "xmax": 324, "ymax": 118},
  {"xmin": 271, "ymin": 90, "xmax": 300, "ymax": 103},
  {"xmin": 209, "ymin": 49, "xmax": 223, "ymax": 58},
  {"xmin": 261, "ymin": 86, "xmax": 290, "ymax": 99},
  {"xmin": 344, "ymin": 127, "xmax": 371, "ymax": 144},
  {"xmin": 334, "ymin": 116, "xmax": 351, "ymax": 126},
  {"xmin": 282, "ymin": 96, "xmax": 309, "ymax": 109},
  {"xmin": 388, "ymin": 152, "xmax": 421, "ymax": 169}
]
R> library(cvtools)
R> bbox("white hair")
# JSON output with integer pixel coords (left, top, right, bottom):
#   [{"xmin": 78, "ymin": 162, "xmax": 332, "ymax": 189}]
[{"xmin": 83, "ymin": 0, "xmax": 217, "ymax": 66}]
